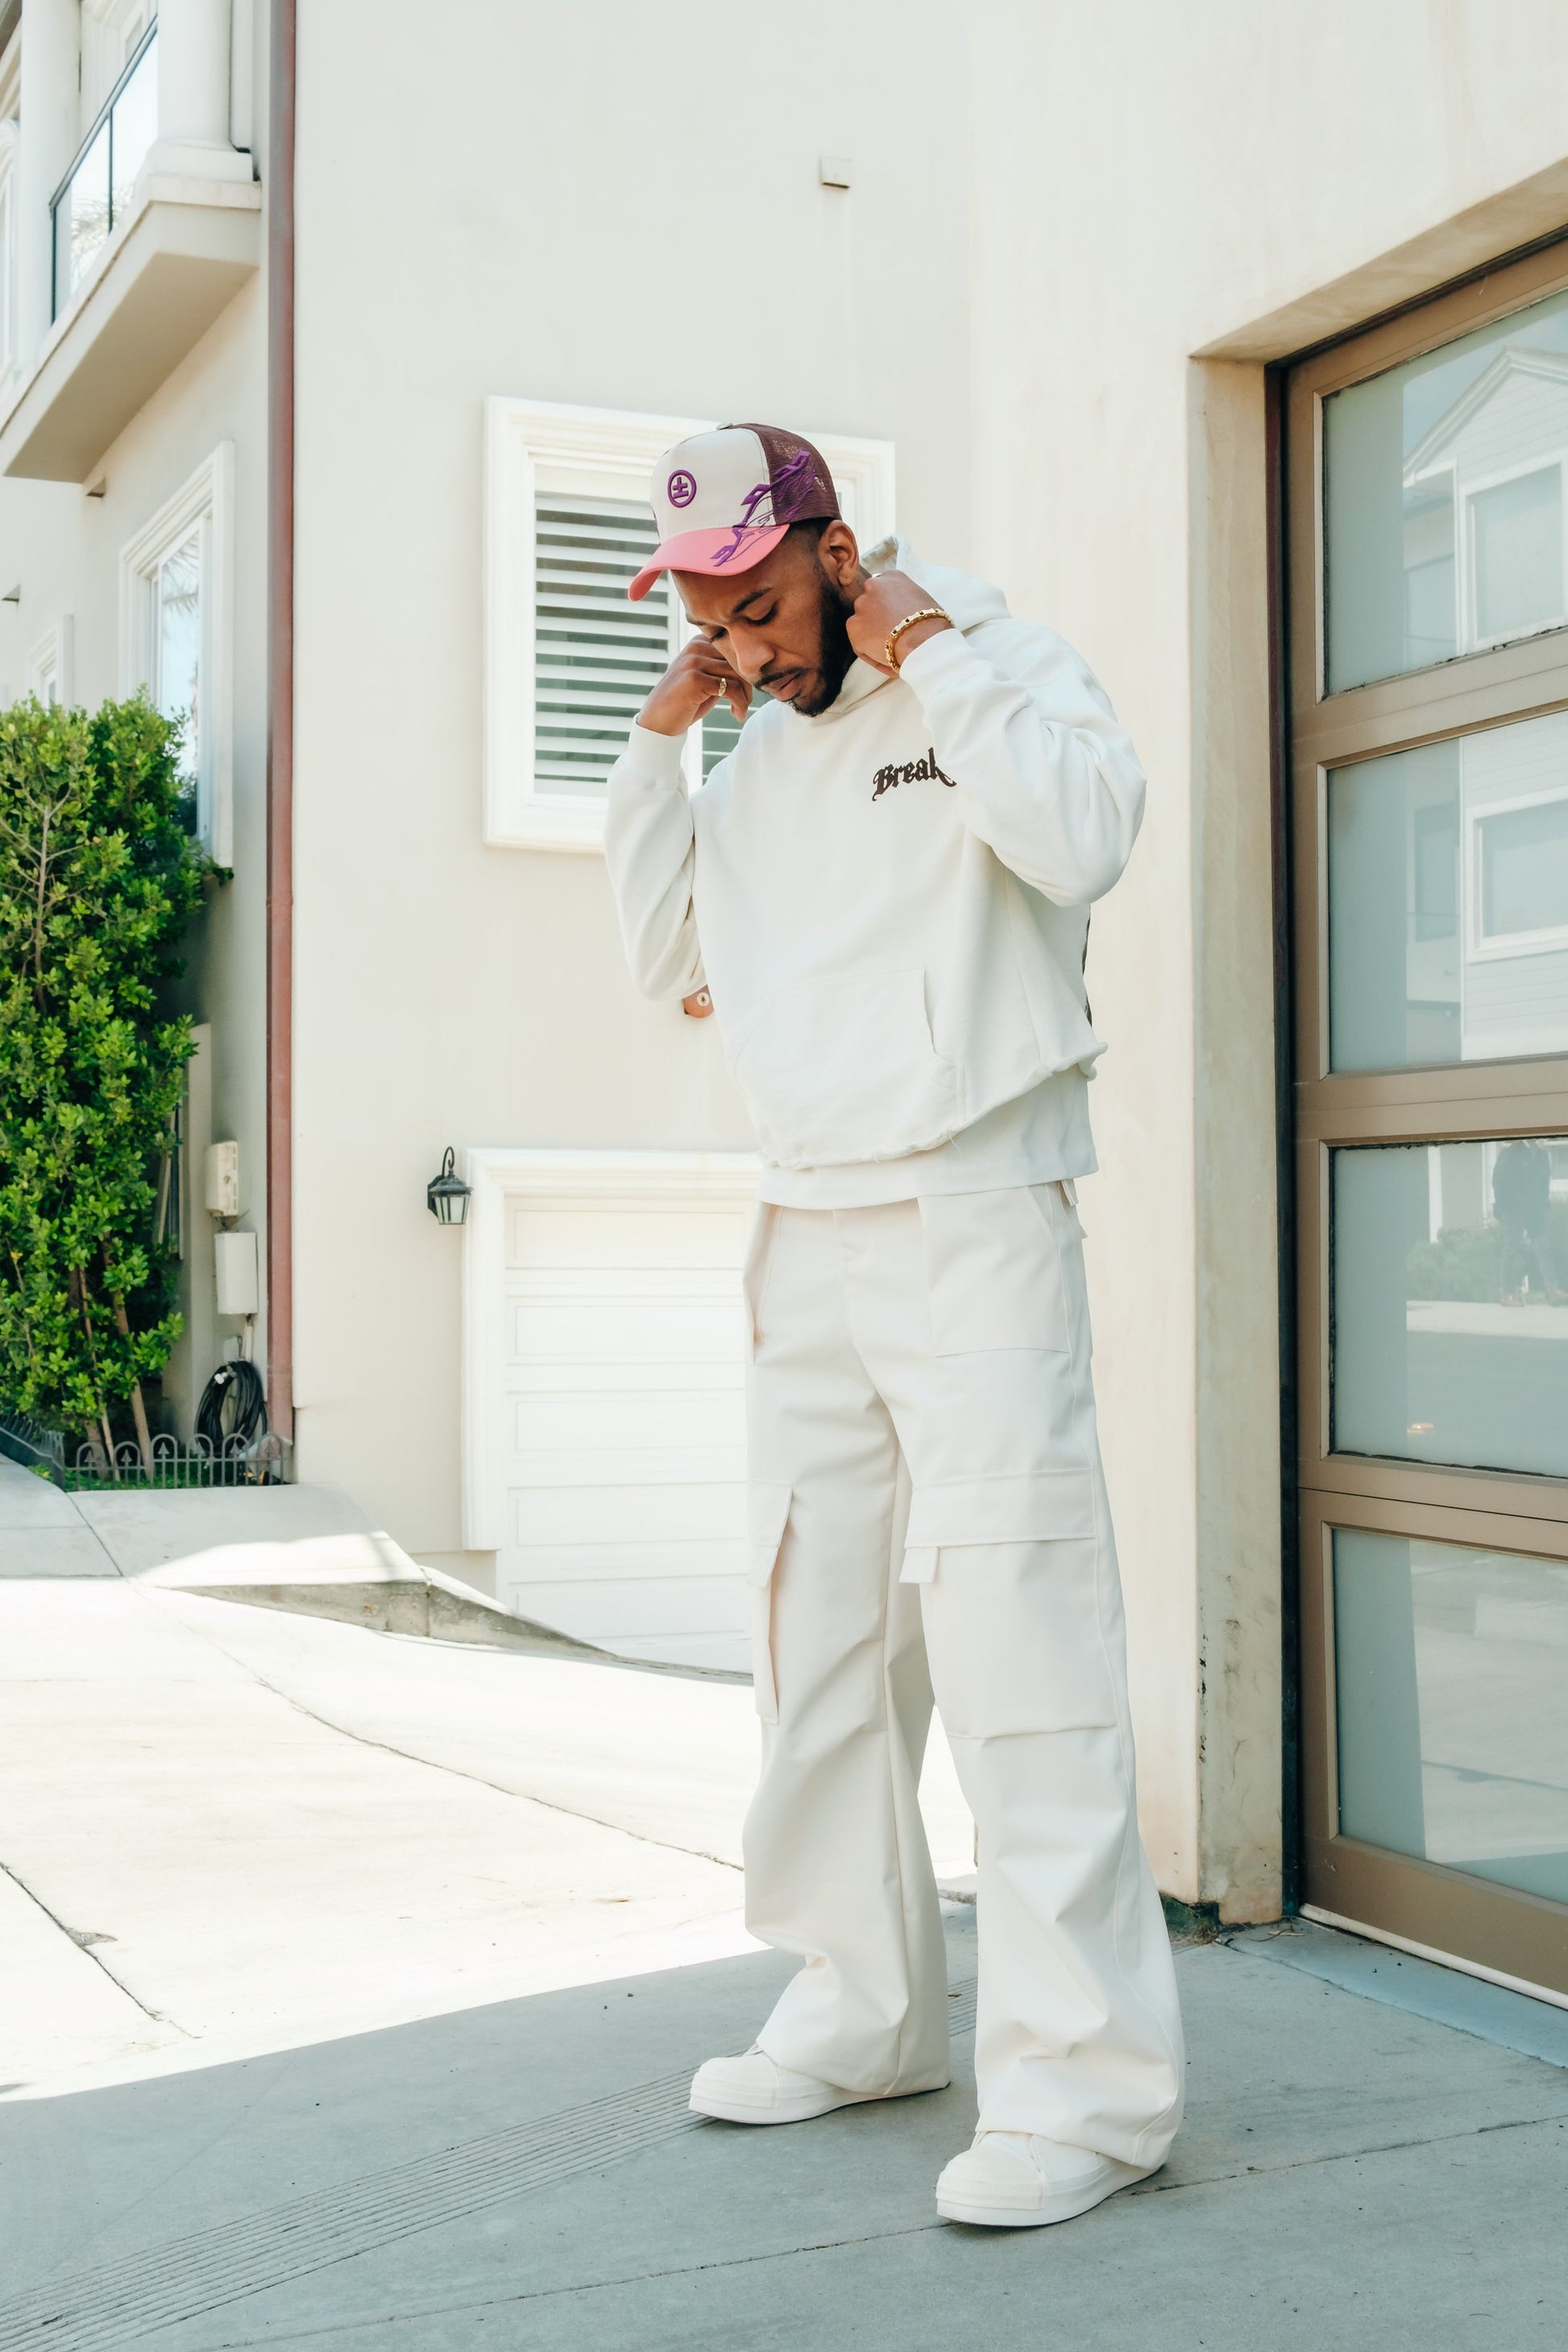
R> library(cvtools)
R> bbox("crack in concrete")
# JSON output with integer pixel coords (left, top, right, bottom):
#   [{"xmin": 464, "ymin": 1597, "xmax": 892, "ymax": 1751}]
[{"xmin": 0, "ymin": 1857, "xmax": 181, "ymax": 2033}]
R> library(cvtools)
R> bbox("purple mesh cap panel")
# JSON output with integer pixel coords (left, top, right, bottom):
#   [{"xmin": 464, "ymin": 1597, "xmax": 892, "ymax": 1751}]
[{"xmin": 724, "ymin": 423, "xmax": 840, "ymax": 526}]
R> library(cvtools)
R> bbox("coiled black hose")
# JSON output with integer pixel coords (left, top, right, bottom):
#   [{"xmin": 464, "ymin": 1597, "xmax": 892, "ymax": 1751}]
[{"xmin": 195, "ymin": 1357, "xmax": 269, "ymax": 1454}]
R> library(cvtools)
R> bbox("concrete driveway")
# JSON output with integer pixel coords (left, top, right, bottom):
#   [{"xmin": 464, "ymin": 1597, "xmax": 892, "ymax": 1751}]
[
  {"xmin": 2, "ymin": 1467, "xmax": 1564, "ymax": 2348},
  {"xmin": 0, "ymin": 1464, "xmax": 973, "ymax": 2087}
]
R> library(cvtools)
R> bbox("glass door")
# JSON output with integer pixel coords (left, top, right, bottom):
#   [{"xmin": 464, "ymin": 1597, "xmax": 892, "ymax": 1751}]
[{"xmin": 1287, "ymin": 243, "xmax": 1568, "ymax": 1999}]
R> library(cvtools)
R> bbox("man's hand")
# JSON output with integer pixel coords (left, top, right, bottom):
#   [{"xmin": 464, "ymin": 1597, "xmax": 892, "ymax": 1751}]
[
  {"xmin": 639, "ymin": 640, "xmax": 751, "ymax": 737},
  {"xmin": 847, "ymin": 570, "xmax": 954, "ymax": 676}
]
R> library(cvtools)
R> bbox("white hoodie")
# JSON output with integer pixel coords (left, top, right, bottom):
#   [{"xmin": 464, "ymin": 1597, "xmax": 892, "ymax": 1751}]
[{"xmin": 604, "ymin": 538, "xmax": 1145, "ymax": 1181}]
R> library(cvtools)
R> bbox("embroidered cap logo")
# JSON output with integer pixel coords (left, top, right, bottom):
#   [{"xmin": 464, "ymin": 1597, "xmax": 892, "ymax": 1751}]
[{"xmin": 710, "ymin": 448, "xmax": 819, "ymax": 569}]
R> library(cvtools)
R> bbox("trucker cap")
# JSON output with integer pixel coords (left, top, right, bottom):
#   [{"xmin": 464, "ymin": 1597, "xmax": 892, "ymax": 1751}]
[{"xmin": 628, "ymin": 423, "xmax": 840, "ymax": 602}]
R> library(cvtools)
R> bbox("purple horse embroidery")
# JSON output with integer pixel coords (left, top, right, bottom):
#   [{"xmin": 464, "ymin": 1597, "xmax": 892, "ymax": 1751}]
[{"xmin": 710, "ymin": 449, "xmax": 818, "ymax": 568}]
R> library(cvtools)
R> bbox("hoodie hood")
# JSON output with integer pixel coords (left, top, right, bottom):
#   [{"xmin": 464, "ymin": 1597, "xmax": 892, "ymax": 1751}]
[{"xmin": 807, "ymin": 536, "xmax": 1013, "ymax": 721}]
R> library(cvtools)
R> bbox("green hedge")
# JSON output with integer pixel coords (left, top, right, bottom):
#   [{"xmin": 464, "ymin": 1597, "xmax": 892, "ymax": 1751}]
[{"xmin": 0, "ymin": 695, "xmax": 218, "ymax": 1459}]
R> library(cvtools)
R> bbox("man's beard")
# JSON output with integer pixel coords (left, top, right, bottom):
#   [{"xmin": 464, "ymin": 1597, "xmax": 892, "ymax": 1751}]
[{"xmin": 788, "ymin": 572, "xmax": 858, "ymax": 717}]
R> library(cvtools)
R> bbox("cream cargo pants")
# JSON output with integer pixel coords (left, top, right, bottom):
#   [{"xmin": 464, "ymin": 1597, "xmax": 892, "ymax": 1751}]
[{"xmin": 741, "ymin": 1182, "xmax": 1184, "ymax": 2167}]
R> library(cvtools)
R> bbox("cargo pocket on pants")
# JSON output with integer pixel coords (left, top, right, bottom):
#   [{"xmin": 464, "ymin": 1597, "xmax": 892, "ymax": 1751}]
[
  {"xmin": 902, "ymin": 1470, "xmax": 1118, "ymax": 1736},
  {"xmin": 747, "ymin": 1479, "xmax": 791, "ymax": 1724},
  {"xmin": 917, "ymin": 1186, "xmax": 1073, "ymax": 1355}
]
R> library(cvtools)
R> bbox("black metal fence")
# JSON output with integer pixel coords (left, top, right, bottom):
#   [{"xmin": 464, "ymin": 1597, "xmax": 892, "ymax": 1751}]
[
  {"xmin": 0, "ymin": 1412, "xmax": 291, "ymax": 1490},
  {"xmin": 62, "ymin": 1431, "xmax": 292, "ymax": 1491}
]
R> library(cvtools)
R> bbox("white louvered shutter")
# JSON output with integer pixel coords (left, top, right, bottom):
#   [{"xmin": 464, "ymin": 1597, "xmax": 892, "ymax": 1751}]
[
  {"xmin": 702, "ymin": 694, "xmax": 749, "ymax": 779},
  {"xmin": 532, "ymin": 486, "xmax": 768, "ymax": 799},
  {"xmin": 533, "ymin": 494, "xmax": 674, "ymax": 797}
]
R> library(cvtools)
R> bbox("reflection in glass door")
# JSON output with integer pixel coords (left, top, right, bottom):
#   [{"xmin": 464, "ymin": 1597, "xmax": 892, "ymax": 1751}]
[{"xmin": 1288, "ymin": 248, "xmax": 1568, "ymax": 2001}]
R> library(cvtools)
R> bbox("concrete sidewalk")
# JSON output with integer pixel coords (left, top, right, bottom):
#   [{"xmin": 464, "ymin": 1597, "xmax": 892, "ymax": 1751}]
[{"xmin": 1, "ymin": 1911, "xmax": 1565, "ymax": 2349}]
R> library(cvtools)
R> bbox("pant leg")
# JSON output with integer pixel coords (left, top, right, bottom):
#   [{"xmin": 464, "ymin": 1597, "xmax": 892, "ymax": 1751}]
[
  {"xmin": 741, "ymin": 1204, "xmax": 951, "ymax": 2097},
  {"xmin": 841, "ymin": 1185, "xmax": 1185, "ymax": 2168}
]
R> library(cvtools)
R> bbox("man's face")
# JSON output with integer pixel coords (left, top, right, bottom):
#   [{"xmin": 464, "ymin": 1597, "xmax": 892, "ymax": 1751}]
[{"xmin": 674, "ymin": 521, "xmax": 863, "ymax": 719}]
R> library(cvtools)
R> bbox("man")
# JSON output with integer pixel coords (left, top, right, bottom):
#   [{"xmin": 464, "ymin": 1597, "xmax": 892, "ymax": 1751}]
[
  {"xmin": 1493, "ymin": 1137, "xmax": 1565, "ymax": 1305},
  {"xmin": 604, "ymin": 423, "xmax": 1183, "ymax": 2230}
]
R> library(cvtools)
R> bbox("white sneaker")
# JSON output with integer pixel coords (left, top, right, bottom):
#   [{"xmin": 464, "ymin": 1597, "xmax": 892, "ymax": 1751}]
[
  {"xmin": 688, "ymin": 2045, "xmax": 873, "ymax": 2125},
  {"xmin": 935, "ymin": 2131, "xmax": 1155, "ymax": 2227}
]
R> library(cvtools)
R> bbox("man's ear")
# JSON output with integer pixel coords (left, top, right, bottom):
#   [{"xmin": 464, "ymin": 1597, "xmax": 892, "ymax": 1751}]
[{"xmin": 817, "ymin": 519, "xmax": 863, "ymax": 592}]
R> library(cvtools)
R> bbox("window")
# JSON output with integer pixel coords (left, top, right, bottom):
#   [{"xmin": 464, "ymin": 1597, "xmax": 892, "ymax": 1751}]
[
  {"xmin": 1323, "ymin": 288, "xmax": 1568, "ymax": 690},
  {"xmin": 0, "ymin": 10, "xmax": 18, "ymax": 386},
  {"xmin": 1472, "ymin": 790, "xmax": 1568, "ymax": 951},
  {"xmin": 532, "ymin": 493, "xmax": 674, "ymax": 800},
  {"xmin": 26, "ymin": 617, "xmax": 73, "ymax": 705},
  {"xmin": 484, "ymin": 399, "xmax": 895, "ymax": 850},
  {"xmin": 0, "ymin": 118, "xmax": 15, "ymax": 384},
  {"xmin": 121, "ymin": 446, "xmax": 234, "ymax": 863},
  {"xmin": 1468, "ymin": 462, "xmax": 1565, "ymax": 646}
]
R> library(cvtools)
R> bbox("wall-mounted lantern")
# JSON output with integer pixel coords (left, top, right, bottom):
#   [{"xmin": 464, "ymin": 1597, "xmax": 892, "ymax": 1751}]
[{"xmin": 426, "ymin": 1147, "xmax": 471, "ymax": 1226}]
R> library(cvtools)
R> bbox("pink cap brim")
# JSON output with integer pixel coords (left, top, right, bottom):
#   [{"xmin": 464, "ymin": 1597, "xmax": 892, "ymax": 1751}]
[{"xmin": 628, "ymin": 523, "xmax": 789, "ymax": 602}]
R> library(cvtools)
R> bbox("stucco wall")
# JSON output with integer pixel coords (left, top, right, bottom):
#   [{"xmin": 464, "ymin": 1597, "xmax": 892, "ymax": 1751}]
[
  {"xmin": 290, "ymin": 2, "xmax": 972, "ymax": 1559},
  {"xmin": 969, "ymin": 0, "xmax": 1568, "ymax": 1914}
]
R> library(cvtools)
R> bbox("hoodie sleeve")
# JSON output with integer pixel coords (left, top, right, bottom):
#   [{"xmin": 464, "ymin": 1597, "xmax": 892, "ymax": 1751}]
[
  {"xmin": 602, "ymin": 723, "xmax": 707, "ymax": 1000},
  {"xmin": 894, "ymin": 617, "xmax": 1145, "ymax": 905}
]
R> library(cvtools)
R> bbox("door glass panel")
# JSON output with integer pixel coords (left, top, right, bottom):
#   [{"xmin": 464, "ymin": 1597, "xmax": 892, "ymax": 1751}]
[
  {"xmin": 1327, "ymin": 710, "xmax": 1568, "ymax": 1070},
  {"xmin": 1324, "ymin": 284, "xmax": 1568, "ymax": 692},
  {"xmin": 1334, "ymin": 1527, "xmax": 1568, "ymax": 1906},
  {"xmin": 1331, "ymin": 1137, "xmax": 1568, "ymax": 1476}
]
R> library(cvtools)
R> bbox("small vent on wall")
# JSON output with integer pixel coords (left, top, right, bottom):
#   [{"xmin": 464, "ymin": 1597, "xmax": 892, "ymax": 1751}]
[{"xmin": 533, "ymin": 496, "xmax": 672, "ymax": 798}]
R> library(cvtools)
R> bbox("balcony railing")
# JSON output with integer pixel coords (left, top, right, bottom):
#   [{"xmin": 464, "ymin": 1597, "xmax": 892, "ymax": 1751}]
[{"xmin": 50, "ymin": 25, "xmax": 160, "ymax": 319}]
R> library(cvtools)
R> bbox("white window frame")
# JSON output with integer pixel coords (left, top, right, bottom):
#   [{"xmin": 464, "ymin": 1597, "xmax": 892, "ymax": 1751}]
[
  {"xmin": 119, "ymin": 444, "xmax": 234, "ymax": 865},
  {"xmin": 0, "ymin": 111, "xmax": 17, "ymax": 389},
  {"xmin": 26, "ymin": 615, "xmax": 73, "ymax": 703},
  {"xmin": 1401, "ymin": 458, "xmax": 1458, "ymax": 659},
  {"xmin": 483, "ymin": 397, "xmax": 896, "ymax": 852},
  {"xmin": 1460, "ymin": 450, "xmax": 1568, "ymax": 655},
  {"xmin": 1465, "ymin": 782, "xmax": 1568, "ymax": 961},
  {"xmin": 458, "ymin": 1146, "xmax": 760, "ymax": 1552}
]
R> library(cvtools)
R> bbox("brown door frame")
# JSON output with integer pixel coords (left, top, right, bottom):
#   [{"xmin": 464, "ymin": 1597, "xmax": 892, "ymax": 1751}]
[{"xmin": 1284, "ymin": 236, "xmax": 1568, "ymax": 1997}]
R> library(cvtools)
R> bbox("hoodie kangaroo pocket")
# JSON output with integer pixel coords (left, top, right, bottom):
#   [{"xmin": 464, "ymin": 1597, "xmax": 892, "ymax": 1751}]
[{"xmin": 732, "ymin": 966, "xmax": 959, "ymax": 1167}]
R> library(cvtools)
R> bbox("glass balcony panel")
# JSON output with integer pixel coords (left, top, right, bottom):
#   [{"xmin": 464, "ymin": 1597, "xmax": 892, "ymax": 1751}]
[
  {"xmin": 1334, "ymin": 1526, "xmax": 1568, "ymax": 1908},
  {"xmin": 59, "ymin": 120, "xmax": 112, "ymax": 301},
  {"xmin": 1327, "ymin": 710, "xmax": 1568, "ymax": 1072},
  {"xmin": 110, "ymin": 34, "xmax": 159, "ymax": 222},
  {"xmin": 1331, "ymin": 1137, "xmax": 1568, "ymax": 1478},
  {"xmin": 1324, "ymin": 284, "xmax": 1568, "ymax": 692}
]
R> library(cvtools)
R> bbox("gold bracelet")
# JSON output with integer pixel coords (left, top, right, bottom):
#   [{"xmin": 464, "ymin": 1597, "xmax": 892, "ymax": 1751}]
[{"xmin": 884, "ymin": 608, "xmax": 949, "ymax": 670}]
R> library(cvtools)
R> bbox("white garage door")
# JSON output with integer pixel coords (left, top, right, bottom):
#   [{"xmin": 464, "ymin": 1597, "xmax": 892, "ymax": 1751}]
[{"xmin": 489, "ymin": 1161, "xmax": 756, "ymax": 1671}]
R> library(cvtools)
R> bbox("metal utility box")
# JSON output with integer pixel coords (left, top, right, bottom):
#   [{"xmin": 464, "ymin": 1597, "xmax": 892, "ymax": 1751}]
[
  {"xmin": 204, "ymin": 1140, "xmax": 243, "ymax": 1217},
  {"xmin": 214, "ymin": 1229, "xmax": 259, "ymax": 1317}
]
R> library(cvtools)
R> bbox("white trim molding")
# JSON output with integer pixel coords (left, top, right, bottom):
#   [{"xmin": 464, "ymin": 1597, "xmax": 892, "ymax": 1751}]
[
  {"xmin": 26, "ymin": 612, "xmax": 73, "ymax": 703},
  {"xmin": 459, "ymin": 1146, "xmax": 760, "ymax": 1551},
  {"xmin": 483, "ymin": 396, "xmax": 896, "ymax": 853},
  {"xmin": 119, "ymin": 441, "xmax": 234, "ymax": 863}
]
